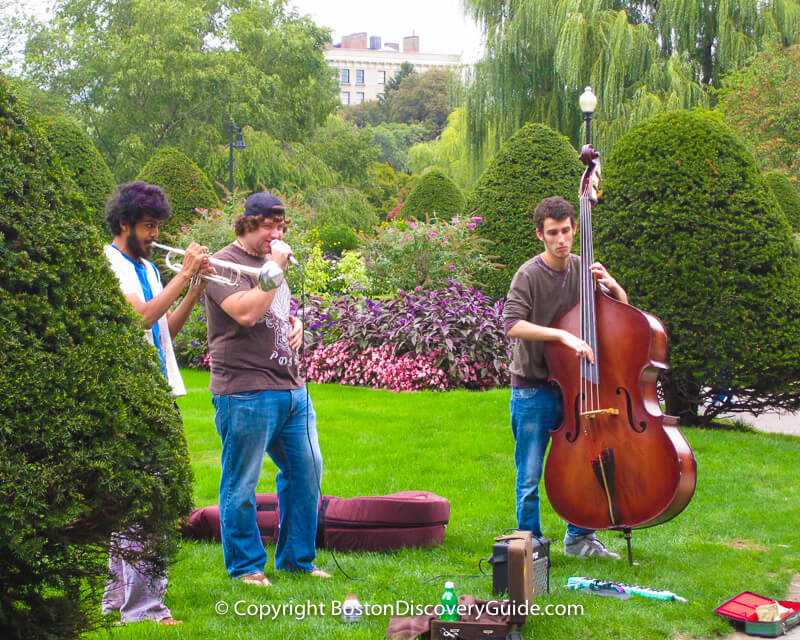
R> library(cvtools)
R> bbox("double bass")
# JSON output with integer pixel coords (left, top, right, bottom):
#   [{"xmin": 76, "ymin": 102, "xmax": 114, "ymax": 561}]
[{"xmin": 542, "ymin": 108, "xmax": 696, "ymax": 563}]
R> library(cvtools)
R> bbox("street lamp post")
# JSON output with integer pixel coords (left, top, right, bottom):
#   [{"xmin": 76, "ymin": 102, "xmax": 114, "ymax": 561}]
[
  {"xmin": 579, "ymin": 86, "xmax": 598, "ymax": 145},
  {"xmin": 228, "ymin": 120, "xmax": 246, "ymax": 200}
]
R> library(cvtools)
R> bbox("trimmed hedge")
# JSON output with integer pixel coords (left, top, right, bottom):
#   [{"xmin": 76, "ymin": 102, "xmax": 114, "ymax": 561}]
[
  {"xmin": 466, "ymin": 123, "xmax": 583, "ymax": 298},
  {"xmin": 764, "ymin": 171, "xmax": 800, "ymax": 231},
  {"xmin": 0, "ymin": 75, "xmax": 193, "ymax": 639},
  {"xmin": 402, "ymin": 167, "xmax": 465, "ymax": 220},
  {"xmin": 36, "ymin": 115, "xmax": 115, "ymax": 232},
  {"xmin": 137, "ymin": 147, "xmax": 219, "ymax": 237},
  {"xmin": 596, "ymin": 109, "xmax": 800, "ymax": 424}
]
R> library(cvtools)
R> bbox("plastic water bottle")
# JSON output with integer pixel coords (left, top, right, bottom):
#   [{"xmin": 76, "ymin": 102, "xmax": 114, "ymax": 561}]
[
  {"xmin": 441, "ymin": 581, "xmax": 458, "ymax": 621},
  {"xmin": 341, "ymin": 593, "xmax": 363, "ymax": 623}
]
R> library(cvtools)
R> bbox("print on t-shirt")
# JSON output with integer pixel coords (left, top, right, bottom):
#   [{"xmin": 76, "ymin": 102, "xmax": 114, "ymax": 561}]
[{"xmin": 262, "ymin": 283, "xmax": 296, "ymax": 366}]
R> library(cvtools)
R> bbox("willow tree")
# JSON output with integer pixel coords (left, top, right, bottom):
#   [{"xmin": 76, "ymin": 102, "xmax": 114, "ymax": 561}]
[{"xmin": 464, "ymin": 0, "xmax": 800, "ymax": 161}]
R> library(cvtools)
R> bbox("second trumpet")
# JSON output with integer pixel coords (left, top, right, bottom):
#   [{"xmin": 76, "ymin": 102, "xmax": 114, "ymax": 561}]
[{"xmin": 152, "ymin": 242, "xmax": 285, "ymax": 291}]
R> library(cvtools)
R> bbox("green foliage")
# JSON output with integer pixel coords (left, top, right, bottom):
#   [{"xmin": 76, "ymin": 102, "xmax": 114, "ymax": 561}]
[
  {"xmin": 35, "ymin": 115, "xmax": 115, "ymax": 232},
  {"xmin": 205, "ymin": 128, "xmax": 339, "ymax": 197},
  {"xmin": 318, "ymin": 224, "xmax": 359, "ymax": 256},
  {"xmin": 463, "ymin": 0, "xmax": 800, "ymax": 172},
  {"xmin": 298, "ymin": 245, "xmax": 370, "ymax": 296},
  {"xmin": 306, "ymin": 114, "xmax": 377, "ymax": 187},
  {"xmin": 341, "ymin": 67, "xmax": 457, "ymax": 144},
  {"xmin": 172, "ymin": 206, "xmax": 236, "ymax": 254},
  {"xmin": 362, "ymin": 216, "xmax": 494, "ymax": 294},
  {"xmin": 362, "ymin": 162, "xmax": 416, "ymax": 219},
  {"xmin": 388, "ymin": 68, "xmax": 457, "ymax": 140},
  {"xmin": 24, "ymin": 0, "xmax": 338, "ymax": 178},
  {"xmin": 402, "ymin": 167, "xmax": 465, "ymax": 220},
  {"xmin": 0, "ymin": 74, "xmax": 193, "ymax": 639},
  {"xmin": 466, "ymin": 122, "xmax": 583, "ymax": 298},
  {"xmin": 408, "ymin": 107, "xmax": 485, "ymax": 191},
  {"xmin": 597, "ymin": 109, "xmax": 800, "ymax": 423},
  {"xmin": 137, "ymin": 147, "xmax": 219, "ymax": 237},
  {"xmin": 365, "ymin": 121, "xmax": 426, "ymax": 173},
  {"xmin": 765, "ymin": 171, "xmax": 800, "ymax": 231},
  {"xmin": 717, "ymin": 44, "xmax": 800, "ymax": 176},
  {"xmin": 305, "ymin": 186, "xmax": 379, "ymax": 232}
]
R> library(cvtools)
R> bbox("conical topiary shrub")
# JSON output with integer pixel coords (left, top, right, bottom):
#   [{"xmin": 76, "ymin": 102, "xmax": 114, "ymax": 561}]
[
  {"xmin": 137, "ymin": 147, "xmax": 219, "ymax": 236},
  {"xmin": 0, "ymin": 74, "xmax": 193, "ymax": 640},
  {"xmin": 402, "ymin": 167, "xmax": 465, "ymax": 220},
  {"xmin": 764, "ymin": 171, "xmax": 800, "ymax": 231},
  {"xmin": 465, "ymin": 123, "xmax": 583, "ymax": 298},
  {"xmin": 597, "ymin": 109, "xmax": 800, "ymax": 424},
  {"xmin": 36, "ymin": 114, "xmax": 116, "ymax": 232}
]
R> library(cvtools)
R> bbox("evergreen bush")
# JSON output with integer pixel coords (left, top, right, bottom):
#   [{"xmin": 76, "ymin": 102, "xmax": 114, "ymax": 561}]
[
  {"xmin": 137, "ymin": 147, "xmax": 219, "ymax": 237},
  {"xmin": 0, "ymin": 75, "xmax": 193, "ymax": 639},
  {"xmin": 402, "ymin": 167, "xmax": 465, "ymax": 220},
  {"xmin": 764, "ymin": 171, "xmax": 800, "ymax": 231},
  {"xmin": 36, "ymin": 115, "xmax": 115, "ymax": 232},
  {"xmin": 597, "ymin": 109, "xmax": 800, "ymax": 424},
  {"xmin": 465, "ymin": 123, "xmax": 583, "ymax": 298}
]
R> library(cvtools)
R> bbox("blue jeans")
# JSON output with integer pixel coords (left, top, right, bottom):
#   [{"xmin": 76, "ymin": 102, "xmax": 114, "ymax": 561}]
[
  {"xmin": 213, "ymin": 387, "xmax": 322, "ymax": 577},
  {"xmin": 510, "ymin": 386, "xmax": 593, "ymax": 543}
]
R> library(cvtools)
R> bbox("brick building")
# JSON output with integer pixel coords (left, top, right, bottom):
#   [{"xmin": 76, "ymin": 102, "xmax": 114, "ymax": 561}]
[{"xmin": 325, "ymin": 33, "xmax": 462, "ymax": 105}]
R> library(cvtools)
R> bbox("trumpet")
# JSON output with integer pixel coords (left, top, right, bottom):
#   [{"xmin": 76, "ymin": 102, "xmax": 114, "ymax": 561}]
[{"xmin": 152, "ymin": 242, "xmax": 284, "ymax": 291}]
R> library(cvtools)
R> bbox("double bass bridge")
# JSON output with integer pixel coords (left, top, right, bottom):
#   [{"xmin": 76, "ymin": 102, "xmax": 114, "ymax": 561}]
[{"xmin": 581, "ymin": 408, "xmax": 619, "ymax": 419}]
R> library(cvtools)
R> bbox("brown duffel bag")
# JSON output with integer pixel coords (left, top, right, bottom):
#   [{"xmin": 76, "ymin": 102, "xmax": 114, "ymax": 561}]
[{"xmin": 182, "ymin": 490, "xmax": 450, "ymax": 552}]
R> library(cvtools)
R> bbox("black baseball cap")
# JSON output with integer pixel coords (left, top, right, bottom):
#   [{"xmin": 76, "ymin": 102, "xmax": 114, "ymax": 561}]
[{"xmin": 244, "ymin": 192, "xmax": 285, "ymax": 217}]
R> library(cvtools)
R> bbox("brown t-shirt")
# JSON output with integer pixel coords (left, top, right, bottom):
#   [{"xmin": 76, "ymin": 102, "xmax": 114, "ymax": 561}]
[
  {"xmin": 204, "ymin": 242, "xmax": 303, "ymax": 394},
  {"xmin": 502, "ymin": 253, "xmax": 581, "ymax": 386}
]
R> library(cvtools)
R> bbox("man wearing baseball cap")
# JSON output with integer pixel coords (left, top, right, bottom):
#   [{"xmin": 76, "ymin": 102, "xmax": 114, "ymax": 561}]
[{"xmin": 203, "ymin": 191, "xmax": 329, "ymax": 586}]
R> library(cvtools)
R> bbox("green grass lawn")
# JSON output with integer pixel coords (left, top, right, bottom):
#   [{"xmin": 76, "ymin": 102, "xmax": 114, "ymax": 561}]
[{"xmin": 89, "ymin": 370, "xmax": 800, "ymax": 640}]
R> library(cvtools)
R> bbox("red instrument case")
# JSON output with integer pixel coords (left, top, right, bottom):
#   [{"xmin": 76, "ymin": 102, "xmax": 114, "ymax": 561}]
[
  {"xmin": 714, "ymin": 592, "xmax": 800, "ymax": 637},
  {"xmin": 182, "ymin": 490, "xmax": 450, "ymax": 552}
]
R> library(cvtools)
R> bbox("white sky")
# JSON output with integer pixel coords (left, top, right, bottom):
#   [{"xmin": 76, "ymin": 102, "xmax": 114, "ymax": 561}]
[
  {"xmin": 287, "ymin": 0, "xmax": 485, "ymax": 62},
  {"xmin": 14, "ymin": 0, "xmax": 485, "ymax": 63}
]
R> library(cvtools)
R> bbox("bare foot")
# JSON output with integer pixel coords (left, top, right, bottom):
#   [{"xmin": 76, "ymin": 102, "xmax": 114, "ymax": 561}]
[
  {"xmin": 159, "ymin": 617, "xmax": 183, "ymax": 626},
  {"xmin": 310, "ymin": 567, "xmax": 332, "ymax": 578},
  {"xmin": 238, "ymin": 572, "xmax": 273, "ymax": 586}
]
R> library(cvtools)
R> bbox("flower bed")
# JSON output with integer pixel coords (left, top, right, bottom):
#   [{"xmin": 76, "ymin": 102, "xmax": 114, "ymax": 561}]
[{"xmin": 300, "ymin": 281, "xmax": 511, "ymax": 391}]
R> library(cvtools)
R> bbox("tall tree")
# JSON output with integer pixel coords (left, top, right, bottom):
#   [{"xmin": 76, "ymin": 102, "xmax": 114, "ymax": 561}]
[
  {"xmin": 464, "ymin": 0, "xmax": 800, "ymax": 161},
  {"xmin": 717, "ymin": 44, "xmax": 800, "ymax": 177},
  {"xmin": 23, "ymin": 0, "xmax": 338, "ymax": 179}
]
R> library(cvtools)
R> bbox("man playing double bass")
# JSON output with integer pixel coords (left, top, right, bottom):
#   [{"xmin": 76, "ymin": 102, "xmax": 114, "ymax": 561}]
[{"xmin": 503, "ymin": 195, "xmax": 627, "ymax": 560}]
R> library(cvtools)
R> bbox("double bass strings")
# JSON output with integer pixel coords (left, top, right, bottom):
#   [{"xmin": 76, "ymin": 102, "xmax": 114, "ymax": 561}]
[{"xmin": 580, "ymin": 166, "xmax": 616, "ymax": 525}]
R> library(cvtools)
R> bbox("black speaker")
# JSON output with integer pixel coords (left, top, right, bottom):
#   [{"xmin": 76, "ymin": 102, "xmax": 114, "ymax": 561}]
[{"xmin": 489, "ymin": 535, "xmax": 550, "ymax": 597}]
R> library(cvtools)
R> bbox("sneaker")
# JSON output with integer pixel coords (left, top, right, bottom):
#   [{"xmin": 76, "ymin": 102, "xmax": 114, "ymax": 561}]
[{"xmin": 564, "ymin": 534, "xmax": 621, "ymax": 560}]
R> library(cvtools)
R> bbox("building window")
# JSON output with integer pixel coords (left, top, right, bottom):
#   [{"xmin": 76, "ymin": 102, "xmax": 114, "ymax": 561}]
[
  {"xmin": 377, "ymin": 92, "xmax": 385, "ymax": 101},
  {"xmin": 355, "ymin": 69, "xmax": 365, "ymax": 84},
  {"xmin": 377, "ymin": 70, "xmax": 386, "ymax": 84},
  {"xmin": 341, "ymin": 92, "xmax": 350, "ymax": 105},
  {"xmin": 341, "ymin": 69, "xmax": 350, "ymax": 84},
  {"xmin": 355, "ymin": 92, "xmax": 365, "ymax": 104}
]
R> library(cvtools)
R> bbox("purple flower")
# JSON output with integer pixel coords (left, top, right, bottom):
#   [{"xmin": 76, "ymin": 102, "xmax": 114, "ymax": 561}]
[{"xmin": 470, "ymin": 216, "xmax": 483, "ymax": 223}]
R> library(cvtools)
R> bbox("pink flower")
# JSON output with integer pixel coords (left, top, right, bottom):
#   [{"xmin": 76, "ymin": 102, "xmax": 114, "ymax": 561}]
[{"xmin": 471, "ymin": 216, "xmax": 483, "ymax": 223}]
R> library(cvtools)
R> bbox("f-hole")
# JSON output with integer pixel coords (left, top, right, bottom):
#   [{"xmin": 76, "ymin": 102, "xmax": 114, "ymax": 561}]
[
  {"xmin": 616, "ymin": 387, "xmax": 647, "ymax": 433},
  {"xmin": 567, "ymin": 393, "xmax": 581, "ymax": 442}
]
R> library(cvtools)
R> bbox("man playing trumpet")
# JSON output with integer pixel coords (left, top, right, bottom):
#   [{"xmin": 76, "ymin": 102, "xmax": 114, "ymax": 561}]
[
  {"xmin": 102, "ymin": 180, "xmax": 214, "ymax": 625},
  {"xmin": 203, "ymin": 191, "xmax": 328, "ymax": 586}
]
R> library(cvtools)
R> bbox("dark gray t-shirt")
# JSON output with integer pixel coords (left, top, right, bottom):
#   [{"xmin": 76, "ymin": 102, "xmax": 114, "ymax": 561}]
[
  {"xmin": 502, "ymin": 254, "xmax": 581, "ymax": 385},
  {"xmin": 204, "ymin": 242, "xmax": 302, "ymax": 394}
]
